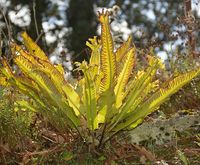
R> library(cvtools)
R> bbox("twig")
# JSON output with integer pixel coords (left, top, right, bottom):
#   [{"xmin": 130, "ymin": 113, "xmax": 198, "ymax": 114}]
[
  {"xmin": 184, "ymin": 0, "xmax": 197, "ymax": 57},
  {"xmin": 0, "ymin": 7, "xmax": 13, "ymax": 60},
  {"xmin": 41, "ymin": 135, "xmax": 57, "ymax": 143},
  {"xmin": 33, "ymin": 0, "xmax": 39, "ymax": 37},
  {"xmin": 98, "ymin": 123, "xmax": 107, "ymax": 149},
  {"xmin": 0, "ymin": 7, "xmax": 11, "ymax": 42},
  {"xmin": 0, "ymin": 144, "xmax": 11, "ymax": 153},
  {"xmin": 35, "ymin": 30, "xmax": 44, "ymax": 43},
  {"xmin": 16, "ymin": 146, "xmax": 65, "ymax": 159}
]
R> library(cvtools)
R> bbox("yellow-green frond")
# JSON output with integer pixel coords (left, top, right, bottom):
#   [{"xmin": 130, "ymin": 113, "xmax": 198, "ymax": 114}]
[
  {"xmin": 55, "ymin": 64, "xmax": 65, "ymax": 75},
  {"xmin": 0, "ymin": 59, "xmax": 14, "ymax": 79},
  {"xmin": 62, "ymin": 83, "xmax": 81, "ymax": 116},
  {"xmin": 78, "ymin": 62, "xmax": 97, "ymax": 130},
  {"xmin": 115, "ymin": 36, "xmax": 132, "ymax": 62},
  {"xmin": 147, "ymin": 69, "xmax": 200, "ymax": 110},
  {"xmin": 99, "ymin": 11, "xmax": 116, "ymax": 91},
  {"xmin": 112, "ymin": 68, "xmax": 200, "ymax": 133},
  {"xmin": 21, "ymin": 32, "xmax": 48, "ymax": 60},
  {"xmin": 86, "ymin": 36, "xmax": 101, "ymax": 66},
  {"xmin": 108, "ymin": 58, "xmax": 162, "ymax": 131},
  {"xmin": 114, "ymin": 48, "xmax": 135, "ymax": 108}
]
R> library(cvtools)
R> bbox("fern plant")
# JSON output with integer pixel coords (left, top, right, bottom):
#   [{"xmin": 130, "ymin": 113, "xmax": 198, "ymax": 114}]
[
  {"xmin": 0, "ymin": 11, "xmax": 200, "ymax": 154},
  {"xmin": 0, "ymin": 87, "xmax": 33, "ymax": 150}
]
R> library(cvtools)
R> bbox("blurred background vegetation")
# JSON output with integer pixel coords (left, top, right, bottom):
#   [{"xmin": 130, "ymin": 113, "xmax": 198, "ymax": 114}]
[{"xmin": 0, "ymin": 0, "xmax": 199, "ymax": 64}]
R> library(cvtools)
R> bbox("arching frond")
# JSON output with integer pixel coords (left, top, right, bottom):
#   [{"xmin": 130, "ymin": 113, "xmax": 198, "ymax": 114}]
[{"xmin": 111, "ymin": 68, "xmax": 200, "ymax": 133}]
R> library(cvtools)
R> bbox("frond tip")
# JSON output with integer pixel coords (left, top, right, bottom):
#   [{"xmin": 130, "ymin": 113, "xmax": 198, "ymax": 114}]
[{"xmin": 21, "ymin": 32, "xmax": 48, "ymax": 60}]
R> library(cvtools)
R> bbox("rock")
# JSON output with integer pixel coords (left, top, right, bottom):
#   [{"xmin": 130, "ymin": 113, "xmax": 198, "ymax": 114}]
[{"xmin": 130, "ymin": 112, "xmax": 200, "ymax": 145}]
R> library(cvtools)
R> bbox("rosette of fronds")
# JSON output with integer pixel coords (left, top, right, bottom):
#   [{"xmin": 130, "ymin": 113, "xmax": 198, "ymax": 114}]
[{"xmin": 1, "ymin": 10, "xmax": 200, "ymax": 149}]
